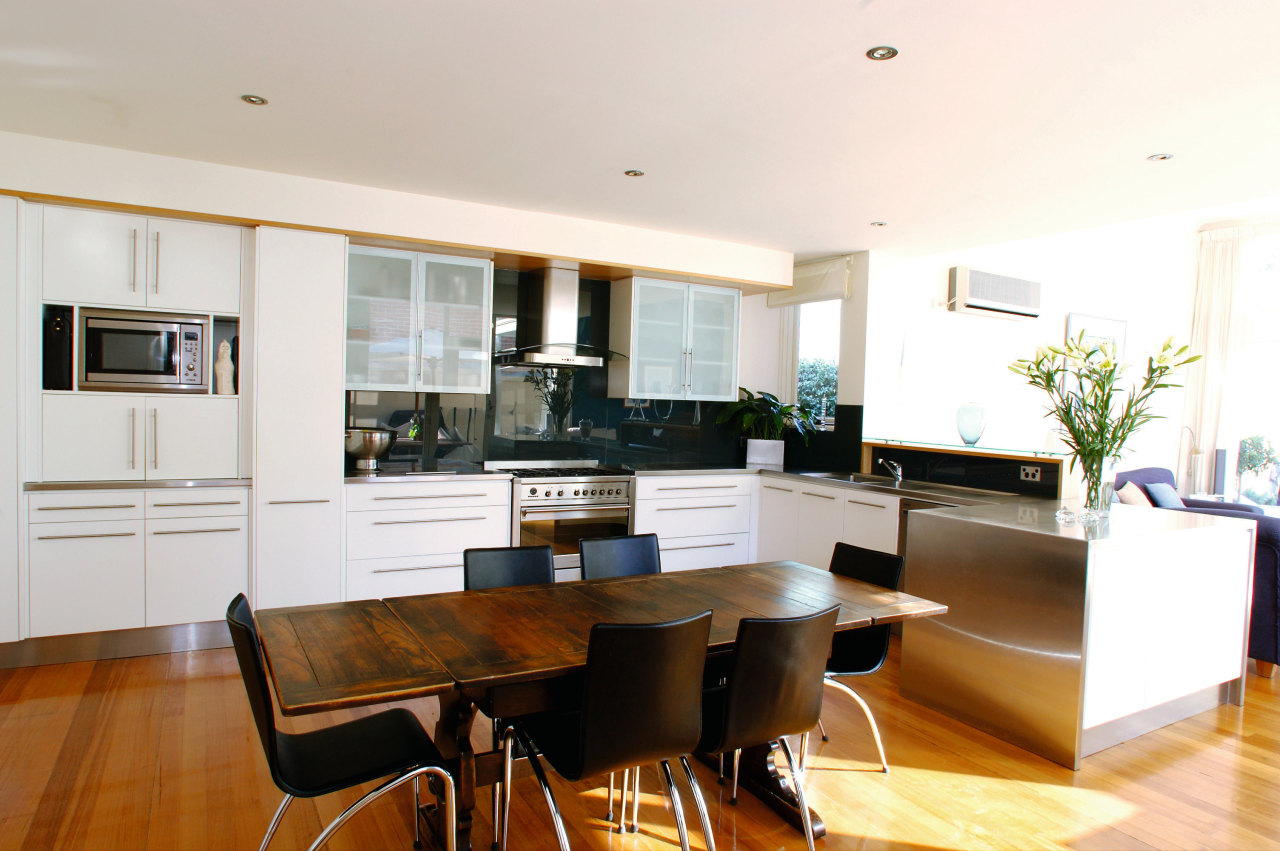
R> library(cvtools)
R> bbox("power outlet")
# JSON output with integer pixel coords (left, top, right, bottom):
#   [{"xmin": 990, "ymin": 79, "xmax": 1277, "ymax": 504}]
[{"xmin": 1020, "ymin": 465, "xmax": 1041, "ymax": 482}]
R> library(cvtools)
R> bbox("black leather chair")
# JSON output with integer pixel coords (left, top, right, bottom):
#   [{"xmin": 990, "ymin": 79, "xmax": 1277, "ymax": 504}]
[
  {"xmin": 807, "ymin": 542, "xmax": 903, "ymax": 773},
  {"xmin": 226, "ymin": 594, "xmax": 456, "ymax": 851},
  {"xmin": 579, "ymin": 533, "xmax": 661, "ymax": 580},
  {"xmin": 463, "ymin": 545, "xmax": 554, "ymax": 590},
  {"xmin": 498, "ymin": 610, "xmax": 716, "ymax": 851},
  {"xmin": 698, "ymin": 605, "xmax": 839, "ymax": 851}
]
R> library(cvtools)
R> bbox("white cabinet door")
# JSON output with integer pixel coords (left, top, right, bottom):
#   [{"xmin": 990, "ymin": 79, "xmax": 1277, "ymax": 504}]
[
  {"xmin": 346, "ymin": 246, "xmax": 418, "ymax": 390},
  {"xmin": 253, "ymin": 227, "xmax": 346, "ymax": 608},
  {"xmin": 145, "ymin": 516, "xmax": 248, "ymax": 626},
  {"xmin": 28, "ymin": 519, "xmax": 145, "ymax": 637},
  {"xmin": 659, "ymin": 533, "xmax": 750, "ymax": 572},
  {"xmin": 686, "ymin": 284, "xmax": 740, "ymax": 402},
  {"xmin": 147, "ymin": 218, "xmax": 242, "ymax": 314},
  {"xmin": 41, "ymin": 394, "xmax": 144, "ymax": 482},
  {"xmin": 794, "ymin": 484, "xmax": 844, "ymax": 569},
  {"xmin": 842, "ymin": 491, "xmax": 900, "ymax": 554},
  {"xmin": 147, "ymin": 396, "xmax": 239, "ymax": 480},
  {"xmin": 419, "ymin": 253, "xmax": 492, "ymax": 393},
  {"xmin": 757, "ymin": 480, "xmax": 799, "ymax": 562},
  {"xmin": 42, "ymin": 206, "xmax": 147, "ymax": 307},
  {"xmin": 629, "ymin": 279, "xmax": 689, "ymax": 399}
]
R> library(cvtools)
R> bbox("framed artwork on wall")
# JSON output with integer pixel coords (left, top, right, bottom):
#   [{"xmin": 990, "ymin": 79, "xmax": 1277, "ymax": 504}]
[{"xmin": 1065, "ymin": 313, "xmax": 1127, "ymax": 360}]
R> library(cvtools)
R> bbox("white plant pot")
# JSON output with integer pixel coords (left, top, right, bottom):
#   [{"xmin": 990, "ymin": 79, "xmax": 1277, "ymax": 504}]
[{"xmin": 746, "ymin": 438, "xmax": 785, "ymax": 468}]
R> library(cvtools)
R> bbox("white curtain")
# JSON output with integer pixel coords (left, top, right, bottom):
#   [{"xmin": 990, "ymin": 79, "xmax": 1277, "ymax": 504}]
[
  {"xmin": 1180, "ymin": 226, "xmax": 1248, "ymax": 494},
  {"xmin": 767, "ymin": 256, "xmax": 854, "ymax": 307}
]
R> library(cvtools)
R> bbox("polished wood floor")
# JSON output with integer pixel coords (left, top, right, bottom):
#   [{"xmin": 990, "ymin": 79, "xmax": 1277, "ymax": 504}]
[{"xmin": 2, "ymin": 638, "xmax": 1279, "ymax": 850}]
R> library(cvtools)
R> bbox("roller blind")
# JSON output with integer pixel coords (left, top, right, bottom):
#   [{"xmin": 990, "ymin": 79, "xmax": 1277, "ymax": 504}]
[{"xmin": 766, "ymin": 256, "xmax": 852, "ymax": 307}]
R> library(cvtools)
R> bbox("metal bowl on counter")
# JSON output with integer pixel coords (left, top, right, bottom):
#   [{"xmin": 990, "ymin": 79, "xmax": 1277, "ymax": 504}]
[{"xmin": 344, "ymin": 427, "xmax": 397, "ymax": 472}]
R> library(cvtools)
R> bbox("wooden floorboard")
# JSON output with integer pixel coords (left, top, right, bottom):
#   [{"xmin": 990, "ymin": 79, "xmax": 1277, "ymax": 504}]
[{"xmin": 2, "ymin": 638, "xmax": 1279, "ymax": 850}]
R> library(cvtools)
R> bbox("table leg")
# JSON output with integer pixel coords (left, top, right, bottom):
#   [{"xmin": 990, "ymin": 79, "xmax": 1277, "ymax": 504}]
[
  {"xmin": 429, "ymin": 691, "xmax": 478, "ymax": 851},
  {"xmin": 700, "ymin": 742, "xmax": 826, "ymax": 839}
]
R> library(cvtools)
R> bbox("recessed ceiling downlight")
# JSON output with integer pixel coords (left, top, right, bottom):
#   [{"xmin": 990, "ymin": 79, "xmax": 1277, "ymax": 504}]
[
  {"xmin": 240, "ymin": 94, "xmax": 268, "ymax": 106},
  {"xmin": 1147, "ymin": 153, "xmax": 1172, "ymax": 161},
  {"xmin": 870, "ymin": 221, "xmax": 888, "ymax": 227},
  {"xmin": 624, "ymin": 169, "xmax": 645, "ymax": 177},
  {"xmin": 866, "ymin": 46, "xmax": 898, "ymax": 61}
]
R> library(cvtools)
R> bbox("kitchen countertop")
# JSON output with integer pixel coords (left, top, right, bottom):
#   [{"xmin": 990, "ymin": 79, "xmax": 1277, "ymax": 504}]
[{"xmin": 345, "ymin": 471, "xmax": 511, "ymax": 484}]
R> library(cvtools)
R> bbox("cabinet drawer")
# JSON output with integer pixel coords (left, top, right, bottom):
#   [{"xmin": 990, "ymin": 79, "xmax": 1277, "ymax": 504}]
[
  {"xmin": 29, "ymin": 491, "xmax": 144, "ymax": 523},
  {"xmin": 635, "ymin": 495, "xmax": 750, "ymax": 539},
  {"xmin": 146, "ymin": 488, "xmax": 249, "ymax": 519},
  {"xmin": 146, "ymin": 516, "xmax": 248, "ymax": 626},
  {"xmin": 635, "ymin": 476, "xmax": 753, "ymax": 500},
  {"xmin": 346, "ymin": 504, "xmax": 510, "ymax": 560},
  {"xmin": 29, "ymin": 519, "xmax": 145, "ymax": 637},
  {"xmin": 346, "ymin": 479, "xmax": 510, "ymax": 511},
  {"xmin": 659, "ymin": 533, "xmax": 750, "ymax": 572},
  {"xmin": 346, "ymin": 555, "xmax": 464, "ymax": 601},
  {"xmin": 841, "ymin": 491, "xmax": 900, "ymax": 555}
]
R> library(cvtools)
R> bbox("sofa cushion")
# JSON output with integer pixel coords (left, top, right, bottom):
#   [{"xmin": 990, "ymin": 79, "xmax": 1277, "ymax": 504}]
[
  {"xmin": 1146, "ymin": 481, "xmax": 1185, "ymax": 508},
  {"xmin": 1115, "ymin": 481, "xmax": 1153, "ymax": 506}
]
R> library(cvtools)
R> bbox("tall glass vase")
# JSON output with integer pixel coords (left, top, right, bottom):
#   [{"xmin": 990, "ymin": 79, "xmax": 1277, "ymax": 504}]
[{"xmin": 1078, "ymin": 453, "xmax": 1115, "ymax": 520}]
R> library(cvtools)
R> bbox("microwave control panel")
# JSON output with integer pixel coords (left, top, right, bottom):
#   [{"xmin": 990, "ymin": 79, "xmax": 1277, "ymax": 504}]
[{"xmin": 179, "ymin": 329, "xmax": 203, "ymax": 384}]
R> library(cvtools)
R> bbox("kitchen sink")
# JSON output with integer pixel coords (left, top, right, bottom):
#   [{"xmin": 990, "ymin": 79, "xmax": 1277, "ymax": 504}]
[{"xmin": 795, "ymin": 470, "xmax": 1007, "ymax": 501}]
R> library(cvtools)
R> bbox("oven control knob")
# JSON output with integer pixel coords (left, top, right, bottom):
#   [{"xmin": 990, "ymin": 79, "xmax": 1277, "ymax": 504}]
[
  {"xmin": 574, "ymin": 489, "xmax": 580, "ymax": 496},
  {"xmin": 544, "ymin": 489, "xmax": 552, "ymax": 497},
  {"xmin": 608, "ymin": 489, "xmax": 615, "ymax": 495},
  {"xmin": 592, "ymin": 489, "xmax": 599, "ymax": 495},
  {"xmin": 529, "ymin": 487, "xmax": 538, "ymax": 496},
  {"xmin": 186, "ymin": 363, "xmax": 195, "ymax": 371},
  {"xmin": 557, "ymin": 489, "xmax": 564, "ymax": 497}
]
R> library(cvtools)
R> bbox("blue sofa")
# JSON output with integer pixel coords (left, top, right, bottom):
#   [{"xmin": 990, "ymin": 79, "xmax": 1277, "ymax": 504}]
[{"xmin": 1116, "ymin": 467, "xmax": 1280, "ymax": 676}]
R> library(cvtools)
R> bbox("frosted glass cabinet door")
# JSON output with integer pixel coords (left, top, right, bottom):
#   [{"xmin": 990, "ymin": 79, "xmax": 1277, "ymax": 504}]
[
  {"xmin": 346, "ymin": 247, "xmax": 417, "ymax": 390},
  {"xmin": 630, "ymin": 279, "xmax": 688, "ymax": 399},
  {"xmin": 419, "ymin": 254, "xmax": 492, "ymax": 394},
  {"xmin": 687, "ymin": 285, "xmax": 740, "ymax": 401}
]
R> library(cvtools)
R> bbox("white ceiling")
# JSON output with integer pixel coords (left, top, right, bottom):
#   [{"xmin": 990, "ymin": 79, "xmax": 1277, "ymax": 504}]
[{"xmin": 4, "ymin": 0, "xmax": 1280, "ymax": 261}]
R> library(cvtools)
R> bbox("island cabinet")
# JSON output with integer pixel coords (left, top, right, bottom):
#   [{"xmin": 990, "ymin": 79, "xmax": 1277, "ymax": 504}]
[
  {"xmin": 344, "ymin": 478, "xmax": 510, "ymax": 599},
  {"xmin": 252, "ymin": 227, "xmax": 347, "ymax": 609},
  {"xmin": 41, "ymin": 205, "xmax": 242, "ymax": 314},
  {"xmin": 633, "ymin": 475, "xmax": 753, "ymax": 571}
]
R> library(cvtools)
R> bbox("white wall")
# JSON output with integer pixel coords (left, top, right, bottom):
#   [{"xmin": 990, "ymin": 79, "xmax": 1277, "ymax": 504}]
[
  {"xmin": 862, "ymin": 213, "xmax": 1200, "ymax": 473},
  {"xmin": 0, "ymin": 130, "xmax": 793, "ymax": 289},
  {"xmin": 737, "ymin": 293, "xmax": 786, "ymax": 396}
]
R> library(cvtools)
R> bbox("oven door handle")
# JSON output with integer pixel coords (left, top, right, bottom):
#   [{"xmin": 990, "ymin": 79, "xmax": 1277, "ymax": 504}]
[{"xmin": 520, "ymin": 504, "xmax": 631, "ymax": 516}]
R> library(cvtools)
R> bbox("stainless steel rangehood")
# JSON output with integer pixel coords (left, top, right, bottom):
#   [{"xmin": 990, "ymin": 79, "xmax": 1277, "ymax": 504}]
[{"xmin": 495, "ymin": 261, "xmax": 609, "ymax": 368}]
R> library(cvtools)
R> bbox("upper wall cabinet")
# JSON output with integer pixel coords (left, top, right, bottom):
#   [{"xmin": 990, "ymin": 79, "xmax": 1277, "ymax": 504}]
[
  {"xmin": 42, "ymin": 206, "xmax": 243, "ymax": 314},
  {"xmin": 608, "ymin": 277, "xmax": 740, "ymax": 402},
  {"xmin": 345, "ymin": 246, "xmax": 492, "ymax": 394}
]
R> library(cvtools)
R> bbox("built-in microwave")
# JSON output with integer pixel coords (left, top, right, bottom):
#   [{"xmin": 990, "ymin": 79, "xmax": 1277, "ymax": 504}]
[{"xmin": 78, "ymin": 308, "xmax": 208, "ymax": 392}]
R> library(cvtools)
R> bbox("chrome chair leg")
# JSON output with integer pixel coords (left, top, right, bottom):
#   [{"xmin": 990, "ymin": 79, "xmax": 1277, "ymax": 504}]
[
  {"xmin": 492, "ymin": 718, "xmax": 502, "ymax": 851},
  {"xmin": 259, "ymin": 794, "xmax": 293, "ymax": 851},
  {"xmin": 729, "ymin": 749, "xmax": 741, "ymax": 806},
  {"xmin": 500, "ymin": 728, "xmax": 514, "ymax": 851},
  {"xmin": 630, "ymin": 765, "xmax": 640, "ymax": 832},
  {"xmin": 798, "ymin": 731, "xmax": 810, "ymax": 772},
  {"xmin": 778, "ymin": 737, "xmax": 815, "ymax": 851},
  {"xmin": 616, "ymin": 768, "xmax": 630, "ymax": 832},
  {"xmin": 659, "ymin": 760, "xmax": 691, "ymax": 851},
  {"xmin": 413, "ymin": 774, "xmax": 422, "ymax": 849},
  {"xmin": 679, "ymin": 756, "xmax": 716, "ymax": 851},
  {"xmin": 308, "ymin": 765, "xmax": 456, "ymax": 851},
  {"xmin": 717, "ymin": 753, "xmax": 725, "ymax": 784},
  {"xmin": 515, "ymin": 727, "xmax": 570, "ymax": 851},
  {"xmin": 824, "ymin": 677, "xmax": 890, "ymax": 773},
  {"xmin": 606, "ymin": 771, "xmax": 616, "ymax": 820},
  {"xmin": 818, "ymin": 717, "xmax": 828, "ymax": 742}
]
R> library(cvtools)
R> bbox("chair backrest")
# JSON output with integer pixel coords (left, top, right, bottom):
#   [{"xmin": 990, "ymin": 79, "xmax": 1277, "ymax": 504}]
[
  {"xmin": 576, "ymin": 609, "xmax": 713, "ymax": 778},
  {"xmin": 825, "ymin": 543, "xmax": 904, "ymax": 675},
  {"xmin": 1114, "ymin": 467, "xmax": 1176, "ymax": 499},
  {"xmin": 226, "ymin": 594, "xmax": 282, "ymax": 780},
  {"xmin": 707, "ymin": 605, "xmax": 839, "ymax": 753},
  {"xmin": 463, "ymin": 545, "xmax": 554, "ymax": 590},
  {"xmin": 579, "ymin": 533, "xmax": 661, "ymax": 580}
]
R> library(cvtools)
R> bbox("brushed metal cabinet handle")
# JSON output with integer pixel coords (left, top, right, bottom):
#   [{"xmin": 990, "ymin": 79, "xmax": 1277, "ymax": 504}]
[
  {"xmin": 372, "ymin": 493, "xmax": 487, "ymax": 501},
  {"xmin": 661, "ymin": 541, "xmax": 734, "ymax": 552},
  {"xmin": 801, "ymin": 491, "xmax": 837, "ymax": 500},
  {"xmin": 151, "ymin": 408, "xmax": 158, "ymax": 470},
  {"xmin": 847, "ymin": 499, "xmax": 887, "ymax": 509},
  {"xmin": 371, "ymin": 563, "xmax": 463, "ymax": 574},
  {"xmin": 152, "ymin": 500, "xmax": 242, "ymax": 508},
  {"xmin": 267, "ymin": 499, "xmax": 331, "ymax": 505},
  {"xmin": 130, "ymin": 228, "xmax": 138, "ymax": 292},
  {"xmin": 36, "ymin": 532, "xmax": 137, "ymax": 541},
  {"xmin": 656, "ymin": 485, "xmax": 737, "ymax": 491},
  {"xmin": 763, "ymin": 485, "xmax": 794, "ymax": 493},
  {"xmin": 129, "ymin": 408, "xmax": 136, "ymax": 469},
  {"xmin": 151, "ymin": 527, "xmax": 241, "ymax": 536},
  {"xmin": 655, "ymin": 504, "xmax": 736, "ymax": 511},
  {"xmin": 153, "ymin": 230, "xmax": 160, "ymax": 293},
  {"xmin": 372, "ymin": 516, "xmax": 485, "ymax": 526},
  {"xmin": 37, "ymin": 504, "xmax": 137, "ymax": 511}
]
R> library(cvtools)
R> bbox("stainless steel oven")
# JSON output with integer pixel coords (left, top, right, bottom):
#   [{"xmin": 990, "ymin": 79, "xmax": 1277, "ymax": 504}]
[
  {"xmin": 79, "ymin": 308, "xmax": 208, "ymax": 392},
  {"xmin": 487, "ymin": 461, "xmax": 633, "ymax": 582}
]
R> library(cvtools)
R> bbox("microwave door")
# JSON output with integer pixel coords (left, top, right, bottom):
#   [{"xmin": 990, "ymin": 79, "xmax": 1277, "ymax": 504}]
[{"xmin": 83, "ymin": 320, "xmax": 181, "ymax": 387}]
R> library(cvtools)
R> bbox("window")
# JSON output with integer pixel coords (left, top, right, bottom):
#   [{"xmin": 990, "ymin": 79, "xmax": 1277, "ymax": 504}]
[{"xmin": 796, "ymin": 299, "xmax": 839, "ymax": 424}]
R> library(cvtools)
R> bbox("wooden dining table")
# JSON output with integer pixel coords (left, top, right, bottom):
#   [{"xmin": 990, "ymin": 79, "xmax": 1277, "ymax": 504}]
[{"xmin": 257, "ymin": 561, "xmax": 947, "ymax": 851}]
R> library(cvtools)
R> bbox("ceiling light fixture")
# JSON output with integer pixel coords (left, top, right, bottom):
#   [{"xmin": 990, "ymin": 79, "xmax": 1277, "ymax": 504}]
[
  {"xmin": 1146, "ymin": 153, "xmax": 1172, "ymax": 161},
  {"xmin": 866, "ymin": 46, "xmax": 898, "ymax": 61},
  {"xmin": 623, "ymin": 169, "xmax": 645, "ymax": 177},
  {"xmin": 240, "ymin": 94, "xmax": 268, "ymax": 106},
  {"xmin": 870, "ymin": 221, "xmax": 888, "ymax": 227}
]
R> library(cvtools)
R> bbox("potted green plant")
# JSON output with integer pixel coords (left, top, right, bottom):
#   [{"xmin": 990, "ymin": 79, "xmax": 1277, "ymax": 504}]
[{"xmin": 716, "ymin": 388, "xmax": 819, "ymax": 467}]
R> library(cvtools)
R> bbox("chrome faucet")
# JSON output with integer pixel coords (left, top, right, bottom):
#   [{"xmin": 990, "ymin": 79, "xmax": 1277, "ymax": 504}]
[{"xmin": 878, "ymin": 458, "xmax": 903, "ymax": 482}]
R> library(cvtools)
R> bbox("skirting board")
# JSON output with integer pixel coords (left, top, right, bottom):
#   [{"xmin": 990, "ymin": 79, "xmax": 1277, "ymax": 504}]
[
  {"xmin": 0, "ymin": 621, "xmax": 230, "ymax": 669},
  {"xmin": 1080, "ymin": 681, "xmax": 1238, "ymax": 759}
]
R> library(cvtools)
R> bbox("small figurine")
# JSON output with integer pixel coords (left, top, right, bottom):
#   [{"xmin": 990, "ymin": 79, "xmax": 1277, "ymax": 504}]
[{"xmin": 214, "ymin": 340, "xmax": 235, "ymax": 395}]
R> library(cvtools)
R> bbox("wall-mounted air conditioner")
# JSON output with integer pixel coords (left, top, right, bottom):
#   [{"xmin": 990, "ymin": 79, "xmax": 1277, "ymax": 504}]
[{"xmin": 948, "ymin": 266, "xmax": 1041, "ymax": 318}]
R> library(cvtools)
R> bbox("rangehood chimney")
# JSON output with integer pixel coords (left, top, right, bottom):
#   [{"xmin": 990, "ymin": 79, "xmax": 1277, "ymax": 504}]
[{"xmin": 498, "ymin": 260, "xmax": 606, "ymax": 368}]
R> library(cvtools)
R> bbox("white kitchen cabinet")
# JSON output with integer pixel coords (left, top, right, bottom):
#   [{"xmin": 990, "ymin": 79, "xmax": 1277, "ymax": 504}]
[
  {"xmin": 756, "ymin": 479, "xmax": 799, "ymax": 562},
  {"xmin": 841, "ymin": 490, "xmax": 900, "ymax": 554},
  {"xmin": 145, "ymin": 512, "xmax": 248, "ymax": 627},
  {"xmin": 41, "ymin": 393, "xmax": 238, "ymax": 482},
  {"xmin": 344, "ymin": 479, "xmax": 510, "ymax": 600},
  {"xmin": 252, "ymin": 227, "xmax": 347, "ymax": 609},
  {"xmin": 633, "ymin": 475, "xmax": 754, "ymax": 571},
  {"xmin": 28, "ymin": 517, "xmax": 145, "ymax": 637},
  {"xmin": 345, "ymin": 246, "xmax": 493, "ymax": 394},
  {"xmin": 794, "ymin": 482, "xmax": 845, "ymax": 569},
  {"xmin": 608, "ymin": 277, "xmax": 740, "ymax": 402},
  {"xmin": 42, "ymin": 206, "xmax": 242, "ymax": 313}
]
